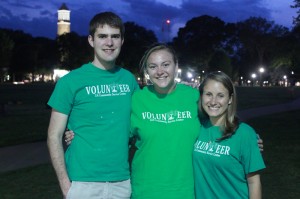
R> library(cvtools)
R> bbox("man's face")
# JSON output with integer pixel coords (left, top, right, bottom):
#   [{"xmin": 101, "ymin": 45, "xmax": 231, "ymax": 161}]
[{"xmin": 88, "ymin": 24, "xmax": 123, "ymax": 68}]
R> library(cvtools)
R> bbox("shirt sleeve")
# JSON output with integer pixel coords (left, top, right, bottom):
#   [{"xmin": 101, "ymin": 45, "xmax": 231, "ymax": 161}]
[{"xmin": 47, "ymin": 77, "xmax": 74, "ymax": 115}]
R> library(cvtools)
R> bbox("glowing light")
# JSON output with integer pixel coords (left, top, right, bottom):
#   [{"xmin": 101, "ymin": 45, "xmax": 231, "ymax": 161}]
[
  {"xmin": 259, "ymin": 67, "xmax": 265, "ymax": 73},
  {"xmin": 187, "ymin": 72, "xmax": 193, "ymax": 79},
  {"xmin": 13, "ymin": 81, "xmax": 25, "ymax": 85},
  {"xmin": 53, "ymin": 69, "xmax": 69, "ymax": 81},
  {"xmin": 175, "ymin": 77, "xmax": 181, "ymax": 82}
]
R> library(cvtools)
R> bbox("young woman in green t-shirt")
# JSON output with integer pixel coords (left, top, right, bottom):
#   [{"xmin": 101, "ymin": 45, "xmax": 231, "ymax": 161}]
[{"xmin": 193, "ymin": 71, "xmax": 265, "ymax": 199}]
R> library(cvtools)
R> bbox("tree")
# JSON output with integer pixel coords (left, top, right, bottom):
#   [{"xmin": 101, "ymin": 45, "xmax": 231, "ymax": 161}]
[
  {"xmin": 118, "ymin": 22, "xmax": 157, "ymax": 76},
  {"xmin": 0, "ymin": 30, "xmax": 14, "ymax": 83},
  {"xmin": 10, "ymin": 42, "xmax": 38, "ymax": 81},
  {"xmin": 56, "ymin": 32, "xmax": 92, "ymax": 70},
  {"xmin": 288, "ymin": 26, "xmax": 300, "ymax": 81},
  {"xmin": 236, "ymin": 17, "xmax": 289, "ymax": 77},
  {"xmin": 6, "ymin": 29, "xmax": 59, "ymax": 82},
  {"xmin": 291, "ymin": 0, "xmax": 300, "ymax": 27},
  {"xmin": 33, "ymin": 37, "xmax": 59, "ymax": 81},
  {"xmin": 173, "ymin": 15, "xmax": 228, "ymax": 73},
  {"xmin": 8, "ymin": 30, "xmax": 34, "ymax": 81},
  {"xmin": 208, "ymin": 49, "xmax": 233, "ymax": 78}
]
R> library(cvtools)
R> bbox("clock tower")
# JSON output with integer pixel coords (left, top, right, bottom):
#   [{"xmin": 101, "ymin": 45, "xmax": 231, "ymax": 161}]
[{"xmin": 57, "ymin": 3, "xmax": 70, "ymax": 36}]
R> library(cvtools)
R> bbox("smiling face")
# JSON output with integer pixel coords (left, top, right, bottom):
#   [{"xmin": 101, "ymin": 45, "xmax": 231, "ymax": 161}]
[
  {"xmin": 88, "ymin": 24, "xmax": 124, "ymax": 69},
  {"xmin": 201, "ymin": 79, "xmax": 232, "ymax": 126},
  {"xmin": 145, "ymin": 49, "xmax": 178, "ymax": 94}
]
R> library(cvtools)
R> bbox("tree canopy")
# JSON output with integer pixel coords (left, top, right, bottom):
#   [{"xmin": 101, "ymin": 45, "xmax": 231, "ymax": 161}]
[{"xmin": 291, "ymin": 0, "xmax": 300, "ymax": 27}]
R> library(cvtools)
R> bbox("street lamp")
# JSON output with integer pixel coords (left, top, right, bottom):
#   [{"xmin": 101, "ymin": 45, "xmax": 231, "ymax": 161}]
[
  {"xmin": 162, "ymin": 19, "xmax": 171, "ymax": 42},
  {"xmin": 199, "ymin": 70, "xmax": 205, "ymax": 82},
  {"xmin": 258, "ymin": 67, "xmax": 264, "ymax": 86},
  {"xmin": 177, "ymin": 68, "xmax": 182, "ymax": 77},
  {"xmin": 176, "ymin": 68, "xmax": 182, "ymax": 82},
  {"xmin": 283, "ymin": 75, "xmax": 287, "ymax": 87},
  {"xmin": 259, "ymin": 67, "xmax": 265, "ymax": 73},
  {"xmin": 187, "ymin": 71, "xmax": 193, "ymax": 79},
  {"xmin": 251, "ymin": 73, "xmax": 257, "ymax": 86},
  {"xmin": 240, "ymin": 76, "xmax": 244, "ymax": 86}
]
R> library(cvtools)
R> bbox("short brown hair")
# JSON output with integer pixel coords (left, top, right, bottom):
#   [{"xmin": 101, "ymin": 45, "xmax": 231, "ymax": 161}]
[{"xmin": 89, "ymin": 12, "xmax": 125, "ymax": 38}]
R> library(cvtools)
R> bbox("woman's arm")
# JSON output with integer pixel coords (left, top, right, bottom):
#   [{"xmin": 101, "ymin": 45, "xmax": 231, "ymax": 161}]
[
  {"xmin": 64, "ymin": 130, "xmax": 74, "ymax": 145},
  {"xmin": 257, "ymin": 134, "xmax": 264, "ymax": 152},
  {"xmin": 247, "ymin": 172, "xmax": 262, "ymax": 199}
]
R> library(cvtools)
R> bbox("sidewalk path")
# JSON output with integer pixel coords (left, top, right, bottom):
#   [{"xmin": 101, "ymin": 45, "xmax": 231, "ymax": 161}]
[
  {"xmin": 0, "ymin": 141, "xmax": 50, "ymax": 173},
  {"xmin": 239, "ymin": 97, "xmax": 300, "ymax": 120},
  {"xmin": 1, "ymin": 97, "xmax": 300, "ymax": 173}
]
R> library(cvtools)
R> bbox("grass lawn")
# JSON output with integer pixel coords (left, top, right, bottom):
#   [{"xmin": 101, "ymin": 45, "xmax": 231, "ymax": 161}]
[
  {"xmin": 0, "ymin": 164, "xmax": 61, "ymax": 199},
  {"xmin": 0, "ymin": 105, "xmax": 50, "ymax": 146},
  {"xmin": 247, "ymin": 110, "xmax": 300, "ymax": 199},
  {"xmin": 0, "ymin": 83, "xmax": 53, "ymax": 147}
]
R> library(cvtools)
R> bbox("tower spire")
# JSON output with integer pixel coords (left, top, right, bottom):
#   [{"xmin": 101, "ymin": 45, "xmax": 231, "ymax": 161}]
[{"xmin": 57, "ymin": 3, "xmax": 71, "ymax": 36}]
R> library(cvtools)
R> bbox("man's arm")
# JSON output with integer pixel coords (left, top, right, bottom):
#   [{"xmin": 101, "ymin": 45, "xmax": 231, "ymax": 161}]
[
  {"xmin": 47, "ymin": 109, "xmax": 70, "ymax": 198},
  {"xmin": 247, "ymin": 172, "xmax": 262, "ymax": 199}
]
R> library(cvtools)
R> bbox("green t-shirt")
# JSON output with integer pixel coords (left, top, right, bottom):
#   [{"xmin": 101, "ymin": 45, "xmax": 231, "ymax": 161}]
[
  {"xmin": 193, "ymin": 121, "xmax": 266, "ymax": 199},
  {"xmin": 130, "ymin": 84, "xmax": 201, "ymax": 199},
  {"xmin": 48, "ymin": 63, "xmax": 139, "ymax": 182}
]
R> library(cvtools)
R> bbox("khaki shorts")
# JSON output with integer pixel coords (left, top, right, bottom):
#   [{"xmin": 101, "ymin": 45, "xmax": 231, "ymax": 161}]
[{"xmin": 66, "ymin": 179, "xmax": 131, "ymax": 199}]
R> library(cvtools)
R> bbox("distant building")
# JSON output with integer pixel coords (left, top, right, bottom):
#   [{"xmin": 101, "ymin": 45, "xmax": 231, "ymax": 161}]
[{"xmin": 57, "ymin": 3, "xmax": 71, "ymax": 36}]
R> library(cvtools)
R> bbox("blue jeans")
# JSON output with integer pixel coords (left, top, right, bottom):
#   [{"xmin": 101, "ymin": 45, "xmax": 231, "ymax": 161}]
[{"xmin": 66, "ymin": 179, "xmax": 131, "ymax": 199}]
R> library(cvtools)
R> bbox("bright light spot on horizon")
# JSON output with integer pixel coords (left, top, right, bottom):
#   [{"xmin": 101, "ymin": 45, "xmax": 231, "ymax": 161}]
[
  {"xmin": 53, "ymin": 69, "xmax": 69, "ymax": 81},
  {"xmin": 187, "ymin": 72, "xmax": 193, "ymax": 79},
  {"xmin": 259, "ymin": 67, "xmax": 265, "ymax": 73}
]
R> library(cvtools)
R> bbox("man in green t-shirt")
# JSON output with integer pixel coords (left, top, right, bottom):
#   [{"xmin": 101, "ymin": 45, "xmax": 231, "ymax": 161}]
[{"xmin": 47, "ymin": 12, "xmax": 139, "ymax": 199}]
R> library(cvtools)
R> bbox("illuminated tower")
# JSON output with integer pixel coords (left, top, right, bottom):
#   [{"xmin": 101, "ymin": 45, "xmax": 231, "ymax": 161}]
[
  {"xmin": 57, "ymin": 3, "xmax": 70, "ymax": 36},
  {"xmin": 161, "ymin": 19, "xmax": 171, "ymax": 42}
]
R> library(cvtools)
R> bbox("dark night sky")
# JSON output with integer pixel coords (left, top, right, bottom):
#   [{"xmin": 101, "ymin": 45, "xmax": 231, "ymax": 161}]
[{"xmin": 0, "ymin": 0, "xmax": 297, "ymax": 41}]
